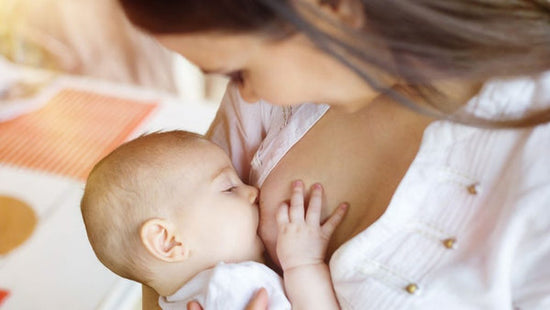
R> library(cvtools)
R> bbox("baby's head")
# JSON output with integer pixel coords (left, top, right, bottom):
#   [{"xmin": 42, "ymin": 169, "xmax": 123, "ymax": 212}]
[{"xmin": 81, "ymin": 131, "xmax": 263, "ymax": 291}]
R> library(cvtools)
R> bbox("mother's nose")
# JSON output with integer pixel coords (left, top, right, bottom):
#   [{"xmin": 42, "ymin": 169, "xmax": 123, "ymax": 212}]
[{"xmin": 238, "ymin": 81, "xmax": 260, "ymax": 103}]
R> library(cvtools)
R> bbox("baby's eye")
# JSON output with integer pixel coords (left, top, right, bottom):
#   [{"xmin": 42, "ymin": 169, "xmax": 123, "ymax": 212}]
[{"xmin": 223, "ymin": 186, "xmax": 237, "ymax": 193}]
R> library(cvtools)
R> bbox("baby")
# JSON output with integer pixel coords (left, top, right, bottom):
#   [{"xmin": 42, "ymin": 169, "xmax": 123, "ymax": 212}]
[{"xmin": 81, "ymin": 130, "xmax": 347, "ymax": 309}]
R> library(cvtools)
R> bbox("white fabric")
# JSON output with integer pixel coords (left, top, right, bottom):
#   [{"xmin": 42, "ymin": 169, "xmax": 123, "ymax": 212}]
[
  {"xmin": 208, "ymin": 72, "xmax": 550, "ymax": 310},
  {"xmin": 158, "ymin": 262, "xmax": 290, "ymax": 310}
]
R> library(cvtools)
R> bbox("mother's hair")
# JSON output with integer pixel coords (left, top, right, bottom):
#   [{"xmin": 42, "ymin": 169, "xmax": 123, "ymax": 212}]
[{"xmin": 119, "ymin": 0, "xmax": 550, "ymax": 127}]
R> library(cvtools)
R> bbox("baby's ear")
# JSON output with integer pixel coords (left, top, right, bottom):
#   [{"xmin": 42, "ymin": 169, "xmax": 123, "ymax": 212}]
[{"xmin": 140, "ymin": 219, "xmax": 188, "ymax": 262}]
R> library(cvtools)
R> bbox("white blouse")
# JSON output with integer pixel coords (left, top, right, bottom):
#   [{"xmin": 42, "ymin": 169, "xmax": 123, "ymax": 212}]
[{"xmin": 207, "ymin": 72, "xmax": 550, "ymax": 309}]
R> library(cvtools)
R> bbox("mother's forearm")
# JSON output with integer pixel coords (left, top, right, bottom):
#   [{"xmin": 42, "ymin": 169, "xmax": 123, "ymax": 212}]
[{"xmin": 142, "ymin": 285, "xmax": 161, "ymax": 310}]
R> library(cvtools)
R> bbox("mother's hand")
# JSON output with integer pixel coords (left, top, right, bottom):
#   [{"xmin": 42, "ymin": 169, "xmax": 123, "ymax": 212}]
[{"xmin": 186, "ymin": 288, "xmax": 269, "ymax": 310}]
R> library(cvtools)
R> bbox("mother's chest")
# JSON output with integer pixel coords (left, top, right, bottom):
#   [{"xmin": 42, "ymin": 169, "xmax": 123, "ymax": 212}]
[{"xmin": 260, "ymin": 107, "xmax": 430, "ymax": 254}]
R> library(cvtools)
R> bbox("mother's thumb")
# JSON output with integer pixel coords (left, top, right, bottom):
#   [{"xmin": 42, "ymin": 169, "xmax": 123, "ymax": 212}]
[{"xmin": 245, "ymin": 288, "xmax": 269, "ymax": 310}]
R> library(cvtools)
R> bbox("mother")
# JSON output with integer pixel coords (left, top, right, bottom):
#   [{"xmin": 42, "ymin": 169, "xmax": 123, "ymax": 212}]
[{"xmin": 118, "ymin": 0, "xmax": 550, "ymax": 309}]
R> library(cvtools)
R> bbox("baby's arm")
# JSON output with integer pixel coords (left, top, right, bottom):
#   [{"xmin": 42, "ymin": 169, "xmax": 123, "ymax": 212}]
[{"xmin": 276, "ymin": 181, "xmax": 348, "ymax": 310}]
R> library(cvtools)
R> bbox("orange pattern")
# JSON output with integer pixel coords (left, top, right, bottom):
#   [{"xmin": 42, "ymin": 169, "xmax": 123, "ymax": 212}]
[
  {"xmin": 0, "ymin": 289, "xmax": 9, "ymax": 306},
  {"xmin": 0, "ymin": 89, "xmax": 157, "ymax": 180}
]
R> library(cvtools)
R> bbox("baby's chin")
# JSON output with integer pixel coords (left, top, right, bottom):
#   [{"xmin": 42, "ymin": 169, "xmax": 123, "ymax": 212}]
[{"xmin": 250, "ymin": 235, "xmax": 266, "ymax": 263}]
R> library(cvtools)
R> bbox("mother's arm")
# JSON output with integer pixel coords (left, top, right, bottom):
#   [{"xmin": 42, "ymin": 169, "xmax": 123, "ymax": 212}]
[{"xmin": 142, "ymin": 285, "xmax": 160, "ymax": 310}]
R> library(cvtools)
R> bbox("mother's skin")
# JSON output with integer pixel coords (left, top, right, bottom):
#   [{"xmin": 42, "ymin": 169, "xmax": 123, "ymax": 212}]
[{"xmin": 259, "ymin": 95, "xmax": 433, "ymax": 264}]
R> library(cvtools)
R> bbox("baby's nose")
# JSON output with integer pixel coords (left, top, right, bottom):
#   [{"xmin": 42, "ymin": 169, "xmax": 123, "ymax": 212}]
[{"xmin": 247, "ymin": 185, "xmax": 259, "ymax": 204}]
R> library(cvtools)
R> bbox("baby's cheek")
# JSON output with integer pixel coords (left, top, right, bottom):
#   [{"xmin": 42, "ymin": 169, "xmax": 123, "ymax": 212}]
[{"xmin": 258, "ymin": 211, "xmax": 279, "ymax": 266}]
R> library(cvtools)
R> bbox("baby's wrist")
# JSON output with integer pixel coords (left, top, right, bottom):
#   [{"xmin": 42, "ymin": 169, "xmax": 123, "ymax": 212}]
[{"xmin": 282, "ymin": 260, "xmax": 326, "ymax": 274}]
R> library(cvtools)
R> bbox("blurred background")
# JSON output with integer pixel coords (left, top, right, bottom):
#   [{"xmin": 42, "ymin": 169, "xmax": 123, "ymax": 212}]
[
  {"xmin": 0, "ymin": 1, "xmax": 228, "ymax": 309},
  {"xmin": 0, "ymin": 0, "xmax": 229, "ymax": 102}
]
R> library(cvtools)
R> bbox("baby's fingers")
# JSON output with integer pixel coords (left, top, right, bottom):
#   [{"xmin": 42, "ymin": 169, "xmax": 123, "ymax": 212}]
[
  {"xmin": 305, "ymin": 183, "xmax": 323, "ymax": 225},
  {"xmin": 289, "ymin": 180, "xmax": 305, "ymax": 222},
  {"xmin": 321, "ymin": 203, "xmax": 349, "ymax": 238}
]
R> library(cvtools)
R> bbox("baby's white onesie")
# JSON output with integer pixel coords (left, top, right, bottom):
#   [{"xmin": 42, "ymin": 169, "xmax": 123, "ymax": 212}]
[{"xmin": 159, "ymin": 261, "xmax": 290, "ymax": 310}]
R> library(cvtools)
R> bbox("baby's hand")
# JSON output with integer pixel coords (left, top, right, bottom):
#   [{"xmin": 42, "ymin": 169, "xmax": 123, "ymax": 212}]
[{"xmin": 276, "ymin": 180, "xmax": 348, "ymax": 272}]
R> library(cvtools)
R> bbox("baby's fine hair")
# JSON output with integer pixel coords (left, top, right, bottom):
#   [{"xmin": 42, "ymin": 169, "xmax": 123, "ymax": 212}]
[{"xmin": 80, "ymin": 130, "xmax": 204, "ymax": 283}]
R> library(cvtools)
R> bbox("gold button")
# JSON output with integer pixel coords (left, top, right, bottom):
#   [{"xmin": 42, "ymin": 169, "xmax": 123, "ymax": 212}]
[
  {"xmin": 467, "ymin": 183, "xmax": 480, "ymax": 195},
  {"xmin": 442, "ymin": 238, "xmax": 457, "ymax": 249},
  {"xmin": 405, "ymin": 283, "xmax": 419, "ymax": 294}
]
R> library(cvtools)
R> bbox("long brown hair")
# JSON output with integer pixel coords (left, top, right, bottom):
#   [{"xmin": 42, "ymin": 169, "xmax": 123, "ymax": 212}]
[
  {"xmin": 118, "ymin": 0, "xmax": 289, "ymax": 35},
  {"xmin": 118, "ymin": 0, "xmax": 550, "ymax": 127}
]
